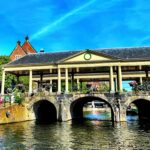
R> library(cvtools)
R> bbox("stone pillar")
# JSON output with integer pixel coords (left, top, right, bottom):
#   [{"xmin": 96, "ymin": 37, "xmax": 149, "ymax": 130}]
[
  {"xmin": 76, "ymin": 67, "xmax": 79, "ymax": 73},
  {"xmin": 50, "ymin": 80, "xmax": 53, "ymax": 93},
  {"xmin": 65, "ymin": 68, "xmax": 69, "ymax": 93},
  {"xmin": 118, "ymin": 66, "xmax": 123, "ymax": 92},
  {"xmin": 1, "ymin": 69, "xmax": 6, "ymax": 95},
  {"xmin": 49, "ymin": 69, "xmax": 53, "ymax": 93},
  {"xmin": 58, "ymin": 68, "xmax": 61, "ymax": 93},
  {"xmin": 115, "ymin": 77, "xmax": 118, "ymax": 92},
  {"xmin": 58, "ymin": 100, "xmax": 63, "ymax": 121},
  {"xmin": 110, "ymin": 66, "xmax": 114, "ymax": 92},
  {"xmin": 140, "ymin": 77, "xmax": 143, "ymax": 85},
  {"xmin": 40, "ymin": 74, "xmax": 43, "ymax": 89},
  {"xmin": 71, "ymin": 70, "xmax": 74, "ymax": 91},
  {"xmin": 29, "ymin": 70, "xmax": 33, "ymax": 94}
]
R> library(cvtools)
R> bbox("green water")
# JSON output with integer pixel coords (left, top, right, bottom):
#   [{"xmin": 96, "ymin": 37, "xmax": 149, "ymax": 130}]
[{"xmin": 0, "ymin": 119, "xmax": 150, "ymax": 149}]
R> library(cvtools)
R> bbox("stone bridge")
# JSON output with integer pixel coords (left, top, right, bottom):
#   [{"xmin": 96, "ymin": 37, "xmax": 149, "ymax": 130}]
[{"xmin": 25, "ymin": 92, "xmax": 150, "ymax": 123}]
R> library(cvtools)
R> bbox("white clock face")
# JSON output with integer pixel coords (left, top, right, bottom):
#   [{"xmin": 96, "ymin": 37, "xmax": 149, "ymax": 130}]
[{"xmin": 84, "ymin": 53, "xmax": 91, "ymax": 60}]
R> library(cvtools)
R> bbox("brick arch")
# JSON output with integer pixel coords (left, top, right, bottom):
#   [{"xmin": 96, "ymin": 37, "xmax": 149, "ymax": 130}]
[
  {"xmin": 125, "ymin": 96, "xmax": 150, "ymax": 121},
  {"xmin": 70, "ymin": 93, "xmax": 112, "ymax": 105},
  {"xmin": 28, "ymin": 96, "xmax": 58, "ymax": 110},
  {"xmin": 124, "ymin": 96, "xmax": 150, "ymax": 107},
  {"xmin": 32, "ymin": 99, "xmax": 57, "ymax": 123},
  {"xmin": 27, "ymin": 96, "xmax": 59, "ymax": 122}
]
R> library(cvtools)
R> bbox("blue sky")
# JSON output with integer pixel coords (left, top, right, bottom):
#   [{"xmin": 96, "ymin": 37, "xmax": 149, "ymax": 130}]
[{"xmin": 0, "ymin": 0, "xmax": 150, "ymax": 55}]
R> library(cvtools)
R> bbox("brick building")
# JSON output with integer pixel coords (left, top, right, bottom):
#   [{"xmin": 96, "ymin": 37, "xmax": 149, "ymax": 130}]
[{"xmin": 10, "ymin": 36, "xmax": 37, "ymax": 61}]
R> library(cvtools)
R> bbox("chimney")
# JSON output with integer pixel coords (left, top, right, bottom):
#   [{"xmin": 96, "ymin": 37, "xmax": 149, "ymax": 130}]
[
  {"xmin": 17, "ymin": 40, "xmax": 21, "ymax": 46},
  {"xmin": 40, "ymin": 49, "xmax": 44, "ymax": 53},
  {"xmin": 25, "ymin": 36, "xmax": 29, "ymax": 41}
]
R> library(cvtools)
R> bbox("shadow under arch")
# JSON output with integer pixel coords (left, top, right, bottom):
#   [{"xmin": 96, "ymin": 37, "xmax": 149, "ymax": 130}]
[
  {"xmin": 33, "ymin": 100, "xmax": 57, "ymax": 124},
  {"xmin": 127, "ymin": 98, "xmax": 150, "ymax": 121},
  {"xmin": 70, "ymin": 96, "xmax": 114, "ymax": 122}
]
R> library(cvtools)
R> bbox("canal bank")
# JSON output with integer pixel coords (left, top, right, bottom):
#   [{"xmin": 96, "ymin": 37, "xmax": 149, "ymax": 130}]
[{"xmin": 0, "ymin": 104, "xmax": 35, "ymax": 124}]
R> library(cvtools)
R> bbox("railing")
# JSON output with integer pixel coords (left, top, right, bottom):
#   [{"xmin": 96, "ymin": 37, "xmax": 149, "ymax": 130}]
[
  {"xmin": 0, "ymin": 94, "xmax": 13, "ymax": 107},
  {"xmin": 1, "ymin": 91, "xmax": 149, "ymax": 106},
  {"xmin": 26, "ymin": 90, "xmax": 150, "ymax": 98}
]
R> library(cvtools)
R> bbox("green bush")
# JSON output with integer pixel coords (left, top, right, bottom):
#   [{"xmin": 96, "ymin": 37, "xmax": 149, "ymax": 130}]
[{"xmin": 13, "ymin": 88, "xmax": 24, "ymax": 104}]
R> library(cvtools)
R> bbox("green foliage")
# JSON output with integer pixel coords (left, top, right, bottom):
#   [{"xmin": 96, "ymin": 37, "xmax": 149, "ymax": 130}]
[
  {"xmin": 0, "ymin": 56, "xmax": 10, "ymax": 79},
  {"xmin": 0, "ymin": 56, "xmax": 10, "ymax": 65},
  {"xmin": 5, "ymin": 74, "xmax": 16, "ymax": 89},
  {"xmin": 13, "ymin": 88, "xmax": 24, "ymax": 104},
  {"xmin": 0, "ymin": 56, "xmax": 29, "ymax": 92},
  {"xmin": 0, "ymin": 56, "xmax": 16, "ymax": 89},
  {"xmin": 19, "ymin": 76, "xmax": 29, "ymax": 90},
  {"xmin": 123, "ymin": 88, "xmax": 127, "ymax": 92},
  {"xmin": 99, "ymin": 82, "xmax": 109, "ymax": 92}
]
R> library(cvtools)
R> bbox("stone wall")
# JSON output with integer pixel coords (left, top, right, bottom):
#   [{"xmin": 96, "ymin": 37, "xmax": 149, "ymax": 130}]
[{"xmin": 0, "ymin": 104, "xmax": 35, "ymax": 124}]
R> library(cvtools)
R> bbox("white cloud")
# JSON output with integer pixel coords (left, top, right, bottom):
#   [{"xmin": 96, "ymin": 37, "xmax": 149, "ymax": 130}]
[{"xmin": 31, "ymin": 0, "xmax": 121, "ymax": 40}]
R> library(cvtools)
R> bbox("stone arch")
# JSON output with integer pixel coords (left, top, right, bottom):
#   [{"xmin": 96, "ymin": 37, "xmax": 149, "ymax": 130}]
[
  {"xmin": 70, "ymin": 96, "xmax": 115, "ymax": 121},
  {"xmin": 125, "ymin": 97, "xmax": 150, "ymax": 121},
  {"xmin": 33, "ymin": 99, "xmax": 57, "ymax": 123}
]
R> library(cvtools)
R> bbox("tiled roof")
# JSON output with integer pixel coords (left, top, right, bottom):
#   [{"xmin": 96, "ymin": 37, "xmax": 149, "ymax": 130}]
[
  {"xmin": 6, "ymin": 51, "xmax": 81, "ymax": 66},
  {"xmin": 99, "ymin": 47, "xmax": 150, "ymax": 59},
  {"xmin": 6, "ymin": 47, "xmax": 150, "ymax": 67}
]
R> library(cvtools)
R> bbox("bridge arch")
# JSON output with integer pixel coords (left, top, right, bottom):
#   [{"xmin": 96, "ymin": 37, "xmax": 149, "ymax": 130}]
[
  {"xmin": 33, "ymin": 99, "xmax": 57, "ymax": 124},
  {"xmin": 125, "ymin": 97, "xmax": 150, "ymax": 121},
  {"xmin": 70, "ymin": 96, "xmax": 114, "ymax": 121}
]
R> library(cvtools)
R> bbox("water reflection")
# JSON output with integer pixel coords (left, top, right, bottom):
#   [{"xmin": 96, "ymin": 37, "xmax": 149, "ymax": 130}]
[
  {"xmin": 0, "ymin": 120, "xmax": 150, "ymax": 149},
  {"xmin": 127, "ymin": 115, "xmax": 139, "ymax": 121},
  {"xmin": 83, "ymin": 108, "xmax": 111, "ymax": 121}
]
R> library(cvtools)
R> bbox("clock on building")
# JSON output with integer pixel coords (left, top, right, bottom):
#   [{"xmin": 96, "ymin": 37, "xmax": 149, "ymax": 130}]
[{"xmin": 84, "ymin": 53, "xmax": 92, "ymax": 60}]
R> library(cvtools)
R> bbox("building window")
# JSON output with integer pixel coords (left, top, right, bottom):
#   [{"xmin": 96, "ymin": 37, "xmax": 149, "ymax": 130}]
[{"xmin": 15, "ymin": 55, "xmax": 22, "ymax": 60}]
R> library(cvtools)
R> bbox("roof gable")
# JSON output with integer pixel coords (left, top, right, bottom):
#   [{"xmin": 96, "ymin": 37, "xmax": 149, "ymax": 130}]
[
  {"xmin": 9, "ymin": 44, "xmax": 26, "ymax": 61},
  {"xmin": 60, "ymin": 50, "xmax": 118, "ymax": 63},
  {"xmin": 22, "ymin": 40, "xmax": 36, "ymax": 54}
]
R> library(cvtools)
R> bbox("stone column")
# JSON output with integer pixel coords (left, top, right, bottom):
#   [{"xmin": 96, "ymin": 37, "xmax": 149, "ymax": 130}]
[
  {"xmin": 140, "ymin": 77, "xmax": 143, "ymax": 85},
  {"xmin": 49, "ymin": 69, "xmax": 53, "ymax": 93},
  {"xmin": 115, "ymin": 77, "xmax": 118, "ymax": 92},
  {"xmin": 50, "ymin": 80, "xmax": 53, "ymax": 93},
  {"xmin": 1, "ymin": 69, "xmax": 6, "ymax": 95},
  {"xmin": 58, "ymin": 68, "xmax": 61, "ymax": 93},
  {"xmin": 65, "ymin": 68, "xmax": 69, "ymax": 93},
  {"xmin": 118, "ymin": 66, "xmax": 123, "ymax": 92},
  {"xmin": 76, "ymin": 67, "xmax": 79, "ymax": 73},
  {"xmin": 29, "ymin": 70, "xmax": 33, "ymax": 94},
  {"xmin": 110, "ymin": 66, "xmax": 114, "ymax": 92},
  {"xmin": 76, "ymin": 68, "xmax": 80, "ymax": 91}
]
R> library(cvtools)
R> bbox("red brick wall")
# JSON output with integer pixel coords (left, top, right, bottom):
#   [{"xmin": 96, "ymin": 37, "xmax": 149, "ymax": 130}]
[
  {"xmin": 10, "ymin": 45, "xmax": 26, "ymax": 61},
  {"xmin": 22, "ymin": 41, "xmax": 36, "ymax": 54}
]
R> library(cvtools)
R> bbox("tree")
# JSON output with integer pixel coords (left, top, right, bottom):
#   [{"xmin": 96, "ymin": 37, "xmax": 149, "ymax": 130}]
[
  {"xmin": 0, "ymin": 56, "xmax": 10, "ymax": 79},
  {"xmin": 0, "ymin": 56, "xmax": 17, "ymax": 90}
]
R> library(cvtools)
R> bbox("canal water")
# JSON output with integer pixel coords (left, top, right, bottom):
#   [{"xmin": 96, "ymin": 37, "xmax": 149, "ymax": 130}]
[{"xmin": 0, "ymin": 113, "xmax": 150, "ymax": 149}]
